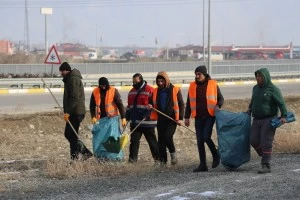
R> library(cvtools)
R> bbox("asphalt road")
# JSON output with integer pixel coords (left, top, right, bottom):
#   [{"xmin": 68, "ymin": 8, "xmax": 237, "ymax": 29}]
[{"xmin": 0, "ymin": 82, "xmax": 299, "ymax": 115}]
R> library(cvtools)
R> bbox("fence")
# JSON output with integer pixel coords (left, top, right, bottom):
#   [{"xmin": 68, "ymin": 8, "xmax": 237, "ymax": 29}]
[
  {"xmin": 0, "ymin": 60, "xmax": 300, "ymax": 89},
  {"xmin": 1, "ymin": 60, "xmax": 300, "ymax": 75}
]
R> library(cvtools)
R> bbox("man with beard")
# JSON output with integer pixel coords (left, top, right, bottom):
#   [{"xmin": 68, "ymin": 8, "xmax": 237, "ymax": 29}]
[
  {"xmin": 247, "ymin": 68, "xmax": 287, "ymax": 174},
  {"xmin": 148, "ymin": 71, "xmax": 184, "ymax": 166},
  {"xmin": 184, "ymin": 65, "xmax": 224, "ymax": 172}
]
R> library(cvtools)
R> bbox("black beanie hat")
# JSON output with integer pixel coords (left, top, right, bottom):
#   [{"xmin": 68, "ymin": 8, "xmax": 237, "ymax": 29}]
[
  {"xmin": 98, "ymin": 77, "xmax": 109, "ymax": 86},
  {"xmin": 195, "ymin": 65, "xmax": 207, "ymax": 76},
  {"xmin": 59, "ymin": 62, "xmax": 71, "ymax": 71}
]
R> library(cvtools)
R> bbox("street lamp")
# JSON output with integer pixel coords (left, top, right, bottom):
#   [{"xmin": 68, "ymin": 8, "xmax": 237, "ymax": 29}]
[
  {"xmin": 207, "ymin": 0, "xmax": 211, "ymax": 74},
  {"xmin": 41, "ymin": 7, "xmax": 53, "ymax": 55},
  {"xmin": 202, "ymin": 0, "xmax": 205, "ymax": 62}
]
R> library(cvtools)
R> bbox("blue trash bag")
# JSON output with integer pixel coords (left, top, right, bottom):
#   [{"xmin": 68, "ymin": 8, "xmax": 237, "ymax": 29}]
[
  {"xmin": 215, "ymin": 110, "xmax": 251, "ymax": 170},
  {"xmin": 270, "ymin": 112, "xmax": 296, "ymax": 128},
  {"xmin": 92, "ymin": 116, "xmax": 124, "ymax": 161}
]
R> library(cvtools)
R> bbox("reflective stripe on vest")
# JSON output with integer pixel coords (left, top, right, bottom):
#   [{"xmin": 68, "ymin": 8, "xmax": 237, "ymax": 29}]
[
  {"xmin": 92, "ymin": 87, "xmax": 119, "ymax": 119},
  {"xmin": 188, "ymin": 80, "xmax": 217, "ymax": 117},
  {"xmin": 150, "ymin": 86, "xmax": 180, "ymax": 120}
]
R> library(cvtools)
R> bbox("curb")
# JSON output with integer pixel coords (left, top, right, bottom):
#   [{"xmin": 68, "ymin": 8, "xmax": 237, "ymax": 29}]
[{"xmin": 1, "ymin": 79, "xmax": 299, "ymax": 95}]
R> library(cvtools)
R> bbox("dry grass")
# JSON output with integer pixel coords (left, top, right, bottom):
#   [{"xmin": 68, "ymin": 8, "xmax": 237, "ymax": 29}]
[{"xmin": 0, "ymin": 96, "xmax": 299, "ymax": 180}]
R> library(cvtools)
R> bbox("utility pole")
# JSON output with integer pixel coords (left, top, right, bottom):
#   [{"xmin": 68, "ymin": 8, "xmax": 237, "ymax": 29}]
[
  {"xmin": 207, "ymin": 0, "xmax": 211, "ymax": 74},
  {"xmin": 25, "ymin": 0, "xmax": 30, "ymax": 53},
  {"xmin": 202, "ymin": 0, "xmax": 205, "ymax": 62},
  {"xmin": 95, "ymin": 24, "xmax": 98, "ymax": 55}
]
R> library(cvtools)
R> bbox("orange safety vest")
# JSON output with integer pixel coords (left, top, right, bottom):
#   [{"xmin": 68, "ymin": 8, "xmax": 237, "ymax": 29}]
[
  {"xmin": 92, "ymin": 87, "xmax": 119, "ymax": 119},
  {"xmin": 150, "ymin": 86, "xmax": 180, "ymax": 120},
  {"xmin": 188, "ymin": 80, "xmax": 217, "ymax": 117}
]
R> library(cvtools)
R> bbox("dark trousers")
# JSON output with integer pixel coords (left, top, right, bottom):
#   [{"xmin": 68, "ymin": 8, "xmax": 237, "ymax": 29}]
[
  {"xmin": 250, "ymin": 117, "xmax": 276, "ymax": 165},
  {"xmin": 64, "ymin": 114, "xmax": 91, "ymax": 159},
  {"xmin": 195, "ymin": 117, "xmax": 218, "ymax": 164},
  {"xmin": 129, "ymin": 127, "xmax": 159, "ymax": 162},
  {"xmin": 157, "ymin": 119, "xmax": 177, "ymax": 163}
]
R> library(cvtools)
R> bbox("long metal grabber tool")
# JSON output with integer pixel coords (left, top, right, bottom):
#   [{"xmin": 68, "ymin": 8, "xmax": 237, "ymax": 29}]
[
  {"xmin": 41, "ymin": 77, "xmax": 79, "ymax": 137},
  {"xmin": 129, "ymin": 117, "xmax": 146, "ymax": 135},
  {"xmin": 152, "ymin": 107, "xmax": 196, "ymax": 134}
]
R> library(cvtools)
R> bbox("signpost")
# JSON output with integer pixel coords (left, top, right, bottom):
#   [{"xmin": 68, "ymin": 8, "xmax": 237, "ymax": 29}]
[{"xmin": 44, "ymin": 45, "xmax": 61, "ymax": 77}]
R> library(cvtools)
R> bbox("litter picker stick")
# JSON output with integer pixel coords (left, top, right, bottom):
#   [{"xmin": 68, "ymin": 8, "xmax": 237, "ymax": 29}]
[
  {"xmin": 41, "ymin": 77, "xmax": 79, "ymax": 136},
  {"xmin": 152, "ymin": 107, "xmax": 196, "ymax": 134},
  {"xmin": 129, "ymin": 118, "xmax": 146, "ymax": 135}
]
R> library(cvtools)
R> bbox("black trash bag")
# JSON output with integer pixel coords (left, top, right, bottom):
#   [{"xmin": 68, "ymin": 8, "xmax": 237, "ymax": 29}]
[
  {"xmin": 215, "ymin": 110, "xmax": 251, "ymax": 170},
  {"xmin": 102, "ymin": 136, "xmax": 121, "ymax": 154}
]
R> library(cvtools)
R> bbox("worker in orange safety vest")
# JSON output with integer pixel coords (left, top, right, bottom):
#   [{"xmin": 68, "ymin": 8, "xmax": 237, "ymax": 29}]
[{"xmin": 184, "ymin": 65, "xmax": 224, "ymax": 172}]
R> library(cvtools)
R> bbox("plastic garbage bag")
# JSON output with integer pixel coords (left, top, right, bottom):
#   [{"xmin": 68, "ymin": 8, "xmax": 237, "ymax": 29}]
[
  {"xmin": 270, "ymin": 112, "xmax": 296, "ymax": 128},
  {"xmin": 92, "ymin": 116, "xmax": 124, "ymax": 161},
  {"xmin": 120, "ymin": 133, "xmax": 129, "ymax": 150},
  {"xmin": 215, "ymin": 110, "xmax": 251, "ymax": 170}
]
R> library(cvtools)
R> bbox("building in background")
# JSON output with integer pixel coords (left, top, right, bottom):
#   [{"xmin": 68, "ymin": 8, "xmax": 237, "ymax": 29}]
[
  {"xmin": 0, "ymin": 40, "xmax": 14, "ymax": 55},
  {"xmin": 56, "ymin": 43, "xmax": 96, "ymax": 59}
]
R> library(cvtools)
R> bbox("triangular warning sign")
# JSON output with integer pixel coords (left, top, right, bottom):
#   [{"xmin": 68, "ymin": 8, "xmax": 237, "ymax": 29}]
[{"xmin": 44, "ymin": 45, "xmax": 61, "ymax": 64}]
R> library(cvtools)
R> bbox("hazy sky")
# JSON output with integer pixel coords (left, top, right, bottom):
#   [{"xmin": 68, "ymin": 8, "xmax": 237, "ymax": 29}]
[{"xmin": 0, "ymin": 0, "xmax": 299, "ymax": 48}]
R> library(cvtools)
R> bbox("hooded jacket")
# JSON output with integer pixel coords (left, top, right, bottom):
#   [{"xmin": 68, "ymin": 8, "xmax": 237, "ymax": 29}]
[
  {"xmin": 249, "ymin": 68, "xmax": 287, "ymax": 119},
  {"xmin": 62, "ymin": 68, "xmax": 86, "ymax": 115},
  {"xmin": 151, "ymin": 71, "xmax": 184, "ymax": 121}
]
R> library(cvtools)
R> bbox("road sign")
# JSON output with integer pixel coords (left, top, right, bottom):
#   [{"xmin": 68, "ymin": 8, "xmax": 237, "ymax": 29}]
[{"xmin": 44, "ymin": 45, "xmax": 61, "ymax": 64}]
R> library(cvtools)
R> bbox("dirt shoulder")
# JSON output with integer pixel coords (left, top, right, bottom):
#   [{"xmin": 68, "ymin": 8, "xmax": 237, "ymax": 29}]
[{"xmin": 0, "ymin": 97, "xmax": 299, "ymax": 199}]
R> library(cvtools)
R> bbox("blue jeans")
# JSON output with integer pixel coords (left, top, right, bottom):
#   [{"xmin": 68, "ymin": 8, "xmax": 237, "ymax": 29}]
[{"xmin": 195, "ymin": 116, "xmax": 218, "ymax": 164}]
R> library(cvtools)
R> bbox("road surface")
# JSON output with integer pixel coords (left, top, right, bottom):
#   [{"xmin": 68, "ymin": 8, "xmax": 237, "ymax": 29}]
[{"xmin": 0, "ymin": 82, "xmax": 299, "ymax": 115}]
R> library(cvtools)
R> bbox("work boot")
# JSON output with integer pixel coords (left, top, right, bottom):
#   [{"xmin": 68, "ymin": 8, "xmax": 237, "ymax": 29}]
[
  {"xmin": 160, "ymin": 162, "xmax": 167, "ymax": 168},
  {"xmin": 212, "ymin": 153, "xmax": 220, "ymax": 168},
  {"xmin": 153, "ymin": 160, "xmax": 161, "ymax": 167},
  {"xmin": 70, "ymin": 152, "xmax": 79, "ymax": 160},
  {"xmin": 258, "ymin": 164, "xmax": 271, "ymax": 174},
  {"xmin": 170, "ymin": 152, "xmax": 178, "ymax": 165},
  {"xmin": 193, "ymin": 163, "xmax": 208, "ymax": 172}
]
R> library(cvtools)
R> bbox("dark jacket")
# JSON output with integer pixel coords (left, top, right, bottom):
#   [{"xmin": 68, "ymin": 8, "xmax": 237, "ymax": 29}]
[
  {"xmin": 155, "ymin": 84, "xmax": 185, "ymax": 121},
  {"xmin": 62, "ymin": 69, "xmax": 86, "ymax": 115},
  {"xmin": 89, "ymin": 87, "xmax": 125, "ymax": 119},
  {"xmin": 184, "ymin": 75, "xmax": 224, "ymax": 118},
  {"xmin": 126, "ymin": 81, "xmax": 157, "ymax": 128},
  {"xmin": 152, "ymin": 71, "xmax": 185, "ymax": 121},
  {"xmin": 249, "ymin": 68, "xmax": 287, "ymax": 119}
]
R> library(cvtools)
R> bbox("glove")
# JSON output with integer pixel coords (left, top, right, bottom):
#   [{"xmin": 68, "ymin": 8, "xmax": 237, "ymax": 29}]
[
  {"xmin": 122, "ymin": 118, "xmax": 127, "ymax": 128},
  {"xmin": 91, "ymin": 117, "xmax": 97, "ymax": 124},
  {"xmin": 63, "ymin": 113, "xmax": 70, "ymax": 122}
]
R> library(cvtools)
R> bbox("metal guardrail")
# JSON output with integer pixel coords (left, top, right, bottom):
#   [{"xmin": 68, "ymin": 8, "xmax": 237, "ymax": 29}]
[
  {"xmin": 1, "ymin": 60, "xmax": 300, "ymax": 89},
  {"xmin": 1, "ymin": 59, "xmax": 300, "ymax": 75},
  {"xmin": 1, "ymin": 71, "xmax": 300, "ymax": 89}
]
